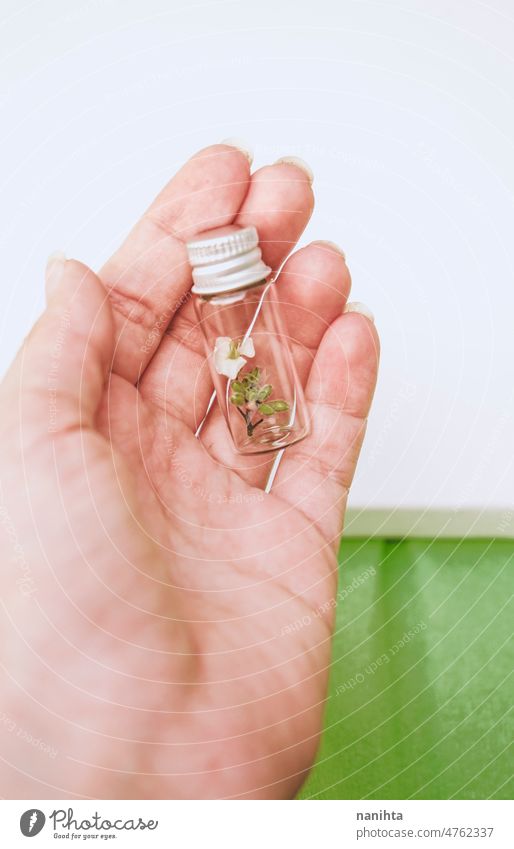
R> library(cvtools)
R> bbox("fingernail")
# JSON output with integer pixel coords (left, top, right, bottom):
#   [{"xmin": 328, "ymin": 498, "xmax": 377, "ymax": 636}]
[
  {"xmin": 274, "ymin": 156, "xmax": 314, "ymax": 184},
  {"xmin": 344, "ymin": 301, "xmax": 374, "ymax": 322},
  {"xmin": 220, "ymin": 137, "xmax": 254, "ymax": 165},
  {"xmin": 312, "ymin": 240, "xmax": 346, "ymax": 261},
  {"xmin": 45, "ymin": 250, "xmax": 67, "ymax": 300}
]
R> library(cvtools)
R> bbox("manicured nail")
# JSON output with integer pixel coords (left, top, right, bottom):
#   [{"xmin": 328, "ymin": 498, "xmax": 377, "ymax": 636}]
[
  {"xmin": 344, "ymin": 301, "xmax": 374, "ymax": 322},
  {"xmin": 274, "ymin": 156, "xmax": 314, "ymax": 184},
  {"xmin": 312, "ymin": 240, "xmax": 346, "ymax": 261},
  {"xmin": 220, "ymin": 137, "xmax": 254, "ymax": 165},
  {"xmin": 45, "ymin": 250, "xmax": 67, "ymax": 300}
]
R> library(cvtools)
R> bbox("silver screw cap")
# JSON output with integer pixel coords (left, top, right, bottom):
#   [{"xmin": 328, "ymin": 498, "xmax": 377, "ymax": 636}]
[{"xmin": 186, "ymin": 226, "xmax": 272, "ymax": 295}]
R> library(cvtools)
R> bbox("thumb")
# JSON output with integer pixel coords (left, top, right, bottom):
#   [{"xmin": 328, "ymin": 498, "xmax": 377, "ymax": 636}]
[{"xmin": 3, "ymin": 253, "xmax": 114, "ymax": 437}]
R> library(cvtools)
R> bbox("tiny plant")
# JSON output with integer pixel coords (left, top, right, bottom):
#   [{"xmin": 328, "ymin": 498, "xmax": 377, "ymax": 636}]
[{"xmin": 229, "ymin": 366, "xmax": 289, "ymax": 437}]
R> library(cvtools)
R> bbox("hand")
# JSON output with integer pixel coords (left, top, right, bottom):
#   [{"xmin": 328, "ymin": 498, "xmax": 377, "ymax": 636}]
[{"xmin": 0, "ymin": 144, "xmax": 379, "ymax": 799}]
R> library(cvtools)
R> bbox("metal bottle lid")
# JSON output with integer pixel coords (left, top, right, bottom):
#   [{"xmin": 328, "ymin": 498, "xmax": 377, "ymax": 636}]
[{"xmin": 186, "ymin": 225, "xmax": 272, "ymax": 295}]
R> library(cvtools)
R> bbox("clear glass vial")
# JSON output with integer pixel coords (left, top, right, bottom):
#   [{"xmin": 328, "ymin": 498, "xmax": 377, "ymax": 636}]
[{"xmin": 187, "ymin": 225, "xmax": 310, "ymax": 454}]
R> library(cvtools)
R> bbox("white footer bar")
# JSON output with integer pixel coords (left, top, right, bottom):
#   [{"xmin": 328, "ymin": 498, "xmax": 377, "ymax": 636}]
[{"xmin": 1, "ymin": 799, "xmax": 510, "ymax": 848}]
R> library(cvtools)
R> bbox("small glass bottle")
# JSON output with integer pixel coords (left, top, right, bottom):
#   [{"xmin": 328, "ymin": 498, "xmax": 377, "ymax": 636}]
[{"xmin": 187, "ymin": 225, "xmax": 310, "ymax": 454}]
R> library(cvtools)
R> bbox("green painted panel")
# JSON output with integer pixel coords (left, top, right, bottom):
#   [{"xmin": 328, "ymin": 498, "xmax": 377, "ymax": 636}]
[{"xmin": 298, "ymin": 539, "xmax": 514, "ymax": 799}]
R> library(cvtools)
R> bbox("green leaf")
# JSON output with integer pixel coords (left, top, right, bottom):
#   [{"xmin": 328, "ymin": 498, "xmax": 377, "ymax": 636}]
[
  {"xmin": 246, "ymin": 388, "xmax": 259, "ymax": 402},
  {"xmin": 270, "ymin": 399, "xmax": 289, "ymax": 412},
  {"xmin": 231, "ymin": 380, "xmax": 245, "ymax": 393},
  {"xmin": 257, "ymin": 384, "xmax": 272, "ymax": 402},
  {"xmin": 230, "ymin": 393, "xmax": 245, "ymax": 406},
  {"xmin": 259, "ymin": 404, "xmax": 275, "ymax": 416}
]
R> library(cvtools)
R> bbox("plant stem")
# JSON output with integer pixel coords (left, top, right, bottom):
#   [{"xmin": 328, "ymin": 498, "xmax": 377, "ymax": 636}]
[{"xmin": 235, "ymin": 403, "xmax": 266, "ymax": 438}]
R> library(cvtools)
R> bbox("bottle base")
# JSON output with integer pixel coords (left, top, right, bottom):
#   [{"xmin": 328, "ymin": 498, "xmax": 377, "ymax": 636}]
[{"xmin": 234, "ymin": 424, "xmax": 310, "ymax": 455}]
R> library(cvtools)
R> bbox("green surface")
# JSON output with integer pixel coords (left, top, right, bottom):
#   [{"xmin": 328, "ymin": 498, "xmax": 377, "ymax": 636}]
[{"xmin": 298, "ymin": 538, "xmax": 514, "ymax": 800}]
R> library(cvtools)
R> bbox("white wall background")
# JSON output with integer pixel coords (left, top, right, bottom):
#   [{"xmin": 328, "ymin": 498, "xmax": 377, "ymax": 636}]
[{"xmin": 0, "ymin": 0, "xmax": 513, "ymax": 533}]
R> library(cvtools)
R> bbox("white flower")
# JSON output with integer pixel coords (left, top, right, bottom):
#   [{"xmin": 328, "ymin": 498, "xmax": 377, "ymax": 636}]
[
  {"xmin": 238, "ymin": 337, "xmax": 255, "ymax": 358},
  {"xmin": 213, "ymin": 336, "xmax": 255, "ymax": 380}
]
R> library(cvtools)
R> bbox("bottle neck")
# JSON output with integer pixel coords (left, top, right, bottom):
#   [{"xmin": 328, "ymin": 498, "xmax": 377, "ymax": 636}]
[{"xmin": 197, "ymin": 277, "xmax": 271, "ymax": 303}]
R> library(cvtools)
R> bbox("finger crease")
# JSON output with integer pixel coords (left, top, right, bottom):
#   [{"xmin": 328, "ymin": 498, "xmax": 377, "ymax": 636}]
[{"xmin": 109, "ymin": 288, "xmax": 173, "ymax": 334}]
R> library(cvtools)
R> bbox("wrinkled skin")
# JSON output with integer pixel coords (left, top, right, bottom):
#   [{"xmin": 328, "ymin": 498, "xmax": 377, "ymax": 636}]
[{"xmin": 0, "ymin": 145, "xmax": 379, "ymax": 798}]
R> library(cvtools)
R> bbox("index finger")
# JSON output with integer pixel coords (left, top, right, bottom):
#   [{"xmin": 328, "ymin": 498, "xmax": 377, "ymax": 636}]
[{"xmin": 99, "ymin": 144, "xmax": 252, "ymax": 383}]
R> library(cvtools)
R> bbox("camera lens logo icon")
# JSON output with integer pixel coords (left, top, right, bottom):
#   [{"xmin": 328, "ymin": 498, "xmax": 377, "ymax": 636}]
[{"xmin": 20, "ymin": 809, "xmax": 46, "ymax": 837}]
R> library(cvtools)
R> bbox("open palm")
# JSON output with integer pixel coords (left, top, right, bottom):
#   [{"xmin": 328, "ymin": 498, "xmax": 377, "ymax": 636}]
[{"xmin": 0, "ymin": 144, "xmax": 378, "ymax": 799}]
